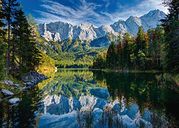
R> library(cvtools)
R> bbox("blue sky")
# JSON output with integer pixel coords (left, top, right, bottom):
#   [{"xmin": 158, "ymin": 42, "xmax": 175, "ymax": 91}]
[{"xmin": 18, "ymin": 0, "xmax": 168, "ymax": 26}]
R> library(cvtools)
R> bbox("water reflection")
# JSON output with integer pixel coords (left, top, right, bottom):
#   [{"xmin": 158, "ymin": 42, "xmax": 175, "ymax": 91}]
[
  {"xmin": 38, "ymin": 70, "xmax": 179, "ymax": 128},
  {"xmin": 0, "ymin": 87, "xmax": 42, "ymax": 128},
  {"xmin": 1, "ymin": 70, "xmax": 179, "ymax": 128},
  {"xmin": 93, "ymin": 71, "xmax": 179, "ymax": 127}
]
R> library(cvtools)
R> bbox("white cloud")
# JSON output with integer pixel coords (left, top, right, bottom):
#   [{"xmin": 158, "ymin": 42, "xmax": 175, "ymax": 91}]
[
  {"xmin": 36, "ymin": 0, "xmax": 112, "ymax": 26},
  {"xmin": 35, "ymin": 0, "xmax": 168, "ymax": 26},
  {"xmin": 108, "ymin": 0, "xmax": 169, "ymax": 22}
]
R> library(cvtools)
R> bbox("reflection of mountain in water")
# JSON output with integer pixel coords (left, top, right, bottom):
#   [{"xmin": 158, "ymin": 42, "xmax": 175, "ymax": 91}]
[{"xmin": 37, "ymin": 70, "xmax": 179, "ymax": 128}]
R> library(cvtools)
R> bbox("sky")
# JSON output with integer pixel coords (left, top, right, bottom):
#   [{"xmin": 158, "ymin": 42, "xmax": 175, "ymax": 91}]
[{"xmin": 18, "ymin": 0, "xmax": 168, "ymax": 26}]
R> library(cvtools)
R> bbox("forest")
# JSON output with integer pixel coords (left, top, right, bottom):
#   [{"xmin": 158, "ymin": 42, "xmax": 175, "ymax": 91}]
[
  {"xmin": 0, "ymin": 0, "xmax": 178, "ymax": 81},
  {"xmin": 93, "ymin": 0, "xmax": 179, "ymax": 73}
]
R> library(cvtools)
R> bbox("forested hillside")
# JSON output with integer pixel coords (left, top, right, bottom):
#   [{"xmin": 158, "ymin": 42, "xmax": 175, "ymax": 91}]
[
  {"xmin": 93, "ymin": 0, "xmax": 179, "ymax": 73},
  {"xmin": 0, "ymin": 0, "xmax": 56, "ymax": 78}
]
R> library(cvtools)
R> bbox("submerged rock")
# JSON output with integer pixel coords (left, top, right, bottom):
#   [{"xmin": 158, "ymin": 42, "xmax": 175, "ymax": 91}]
[
  {"xmin": 9, "ymin": 98, "xmax": 20, "ymax": 104},
  {"xmin": 90, "ymin": 88, "xmax": 110, "ymax": 99},
  {"xmin": 1, "ymin": 89, "xmax": 14, "ymax": 97}
]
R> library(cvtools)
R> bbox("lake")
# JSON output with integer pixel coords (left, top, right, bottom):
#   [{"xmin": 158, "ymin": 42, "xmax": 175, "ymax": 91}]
[{"xmin": 1, "ymin": 69, "xmax": 179, "ymax": 128}]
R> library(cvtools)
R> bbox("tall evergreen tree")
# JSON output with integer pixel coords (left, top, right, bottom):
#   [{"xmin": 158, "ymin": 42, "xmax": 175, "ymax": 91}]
[
  {"xmin": 0, "ymin": 0, "xmax": 6, "ymax": 79},
  {"xmin": 106, "ymin": 42, "xmax": 116, "ymax": 68},
  {"xmin": 162, "ymin": 0, "xmax": 179, "ymax": 72},
  {"xmin": 136, "ymin": 26, "xmax": 146, "ymax": 51},
  {"xmin": 123, "ymin": 33, "xmax": 132, "ymax": 69},
  {"xmin": 12, "ymin": 9, "xmax": 40, "ymax": 75},
  {"xmin": 116, "ymin": 34, "xmax": 123, "ymax": 68},
  {"xmin": 135, "ymin": 26, "xmax": 147, "ymax": 69},
  {"xmin": 2, "ymin": 0, "xmax": 19, "ymax": 74}
]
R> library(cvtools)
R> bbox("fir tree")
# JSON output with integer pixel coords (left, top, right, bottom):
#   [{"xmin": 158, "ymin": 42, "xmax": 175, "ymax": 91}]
[
  {"xmin": 106, "ymin": 42, "xmax": 116, "ymax": 68},
  {"xmin": 0, "ymin": 0, "xmax": 6, "ymax": 79},
  {"xmin": 2, "ymin": 0, "xmax": 19, "ymax": 74},
  {"xmin": 162, "ymin": 0, "xmax": 179, "ymax": 72},
  {"xmin": 123, "ymin": 33, "xmax": 132, "ymax": 69},
  {"xmin": 135, "ymin": 26, "xmax": 147, "ymax": 69},
  {"xmin": 136, "ymin": 26, "xmax": 146, "ymax": 51},
  {"xmin": 12, "ymin": 9, "xmax": 40, "ymax": 75}
]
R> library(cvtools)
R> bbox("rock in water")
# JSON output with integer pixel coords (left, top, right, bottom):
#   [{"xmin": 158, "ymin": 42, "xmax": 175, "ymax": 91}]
[
  {"xmin": 9, "ymin": 98, "xmax": 20, "ymax": 104},
  {"xmin": 1, "ymin": 89, "xmax": 14, "ymax": 97},
  {"xmin": 21, "ymin": 71, "xmax": 47, "ymax": 87}
]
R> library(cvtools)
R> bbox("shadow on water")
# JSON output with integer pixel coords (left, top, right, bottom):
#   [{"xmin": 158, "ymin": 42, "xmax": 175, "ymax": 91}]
[
  {"xmin": 0, "ymin": 87, "xmax": 42, "ymax": 128},
  {"xmin": 93, "ymin": 70, "xmax": 179, "ymax": 127}
]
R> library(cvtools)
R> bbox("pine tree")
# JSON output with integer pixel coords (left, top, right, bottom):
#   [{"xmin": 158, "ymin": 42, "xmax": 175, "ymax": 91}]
[
  {"xmin": 162, "ymin": 0, "xmax": 179, "ymax": 72},
  {"xmin": 135, "ymin": 26, "xmax": 147, "ymax": 69},
  {"xmin": 123, "ymin": 33, "xmax": 132, "ymax": 69},
  {"xmin": 136, "ymin": 26, "xmax": 146, "ymax": 51},
  {"xmin": 12, "ymin": 9, "xmax": 40, "ymax": 75},
  {"xmin": 116, "ymin": 35, "xmax": 123, "ymax": 68},
  {"xmin": 0, "ymin": 0, "xmax": 4, "ymax": 35},
  {"xmin": 2, "ymin": 0, "xmax": 19, "ymax": 74},
  {"xmin": 106, "ymin": 42, "xmax": 117, "ymax": 68},
  {"xmin": 0, "ymin": 0, "xmax": 6, "ymax": 79}
]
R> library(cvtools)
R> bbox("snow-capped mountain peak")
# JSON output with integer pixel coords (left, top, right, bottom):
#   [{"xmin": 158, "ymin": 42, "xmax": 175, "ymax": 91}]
[{"xmin": 38, "ymin": 10, "xmax": 166, "ymax": 42}]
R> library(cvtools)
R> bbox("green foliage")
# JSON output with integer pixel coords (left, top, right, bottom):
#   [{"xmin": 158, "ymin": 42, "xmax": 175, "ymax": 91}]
[
  {"xmin": 37, "ymin": 36, "xmax": 107, "ymax": 68},
  {"xmin": 106, "ymin": 42, "xmax": 117, "ymax": 68},
  {"xmin": 93, "ymin": 26, "xmax": 167, "ymax": 71},
  {"xmin": 0, "ymin": 0, "xmax": 6, "ymax": 79},
  {"xmin": 136, "ymin": 26, "xmax": 146, "ymax": 51},
  {"xmin": 0, "ymin": 42, "xmax": 6, "ymax": 80},
  {"xmin": 12, "ymin": 9, "xmax": 41, "ymax": 76},
  {"xmin": 93, "ymin": 52, "xmax": 106, "ymax": 69},
  {"xmin": 2, "ymin": 0, "xmax": 20, "ymax": 74},
  {"xmin": 162, "ymin": 0, "xmax": 179, "ymax": 72},
  {"xmin": 36, "ymin": 51, "xmax": 55, "ymax": 77}
]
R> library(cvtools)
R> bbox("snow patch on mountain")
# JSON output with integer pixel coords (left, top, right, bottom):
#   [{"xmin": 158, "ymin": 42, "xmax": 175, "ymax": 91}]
[{"xmin": 38, "ymin": 10, "xmax": 166, "ymax": 42}]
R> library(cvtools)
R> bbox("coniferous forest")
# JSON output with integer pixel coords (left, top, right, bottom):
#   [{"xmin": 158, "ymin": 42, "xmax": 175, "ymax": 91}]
[
  {"xmin": 93, "ymin": 0, "xmax": 179, "ymax": 73},
  {"xmin": 0, "ymin": 0, "xmax": 41, "ymax": 79}
]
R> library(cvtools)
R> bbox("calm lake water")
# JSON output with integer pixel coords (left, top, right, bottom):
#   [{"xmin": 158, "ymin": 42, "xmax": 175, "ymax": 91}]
[{"xmin": 1, "ymin": 69, "xmax": 179, "ymax": 128}]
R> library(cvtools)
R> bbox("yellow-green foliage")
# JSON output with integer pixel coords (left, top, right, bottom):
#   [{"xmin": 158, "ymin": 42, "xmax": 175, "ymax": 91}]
[{"xmin": 36, "ymin": 52, "xmax": 56, "ymax": 77}]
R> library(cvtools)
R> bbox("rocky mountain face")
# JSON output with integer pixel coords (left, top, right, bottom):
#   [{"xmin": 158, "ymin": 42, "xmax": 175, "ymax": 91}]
[{"xmin": 38, "ymin": 9, "xmax": 166, "ymax": 44}]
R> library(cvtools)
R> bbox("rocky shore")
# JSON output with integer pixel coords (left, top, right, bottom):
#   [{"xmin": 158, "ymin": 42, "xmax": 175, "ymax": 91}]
[{"xmin": 0, "ymin": 71, "xmax": 47, "ymax": 104}]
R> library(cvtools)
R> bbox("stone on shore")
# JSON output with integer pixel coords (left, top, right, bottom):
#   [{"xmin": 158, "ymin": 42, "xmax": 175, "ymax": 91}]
[
  {"xmin": 1, "ymin": 89, "xmax": 14, "ymax": 97},
  {"xmin": 9, "ymin": 98, "xmax": 20, "ymax": 104}
]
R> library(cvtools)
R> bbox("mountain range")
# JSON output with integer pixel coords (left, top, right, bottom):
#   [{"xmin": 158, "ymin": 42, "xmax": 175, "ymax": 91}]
[{"xmin": 38, "ymin": 9, "xmax": 166, "ymax": 46}]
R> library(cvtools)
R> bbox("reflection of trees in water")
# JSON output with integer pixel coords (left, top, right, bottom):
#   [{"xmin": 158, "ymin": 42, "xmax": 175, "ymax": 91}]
[
  {"xmin": 0, "ymin": 87, "xmax": 42, "ymax": 128},
  {"xmin": 93, "ymin": 71, "xmax": 179, "ymax": 126},
  {"xmin": 77, "ymin": 109, "xmax": 123, "ymax": 128}
]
